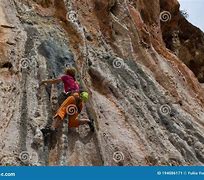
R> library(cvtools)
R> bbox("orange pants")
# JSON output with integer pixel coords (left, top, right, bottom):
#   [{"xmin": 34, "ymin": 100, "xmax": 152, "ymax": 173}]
[{"xmin": 54, "ymin": 93, "xmax": 82, "ymax": 128}]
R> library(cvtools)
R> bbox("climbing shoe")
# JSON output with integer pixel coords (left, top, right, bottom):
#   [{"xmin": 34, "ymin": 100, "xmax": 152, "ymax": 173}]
[
  {"xmin": 88, "ymin": 119, "xmax": 94, "ymax": 132},
  {"xmin": 41, "ymin": 127, "xmax": 57, "ymax": 138},
  {"xmin": 41, "ymin": 127, "xmax": 53, "ymax": 135},
  {"xmin": 41, "ymin": 127, "xmax": 58, "ymax": 149}
]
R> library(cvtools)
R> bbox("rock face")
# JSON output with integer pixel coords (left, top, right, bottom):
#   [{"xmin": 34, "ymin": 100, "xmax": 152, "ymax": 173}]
[
  {"xmin": 0, "ymin": 0, "xmax": 204, "ymax": 166},
  {"xmin": 160, "ymin": 0, "xmax": 204, "ymax": 83}
]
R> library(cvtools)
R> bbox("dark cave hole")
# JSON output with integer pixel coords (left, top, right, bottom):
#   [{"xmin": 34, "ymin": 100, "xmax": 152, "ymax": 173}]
[
  {"xmin": 1, "ymin": 62, "xmax": 13, "ymax": 69},
  {"xmin": 110, "ymin": 1, "xmax": 118, "ymax": 15}
]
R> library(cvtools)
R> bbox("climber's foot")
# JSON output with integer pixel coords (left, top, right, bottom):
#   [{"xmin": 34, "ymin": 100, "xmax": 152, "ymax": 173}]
[
  {"xmin": 41, "ymin": 127, "xmax": 56, "ymax": 136},
  {"xmin": 88, "ymin": 119, "xmax": 94, "ymax": 132},
  {"xmin": 41, "ymin": 127, "xmax": 58, "ymax": 149}
]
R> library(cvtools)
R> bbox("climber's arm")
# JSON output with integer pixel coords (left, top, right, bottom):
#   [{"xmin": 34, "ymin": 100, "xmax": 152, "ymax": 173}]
[{"xmin": 40, "ymin": 78, "xmax": 62, "ymax": 86}]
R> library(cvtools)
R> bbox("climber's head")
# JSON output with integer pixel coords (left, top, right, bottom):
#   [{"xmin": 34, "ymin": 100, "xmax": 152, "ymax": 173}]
[
  {"xmin": 64, "ymin": 67, "xmax": 76, "ymax": 78},
  {"xmin": 80, "ymin": 91, "xmax": 89, "ymax": 102}
]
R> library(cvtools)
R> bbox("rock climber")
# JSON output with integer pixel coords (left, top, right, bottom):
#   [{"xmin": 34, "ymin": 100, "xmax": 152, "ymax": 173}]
[
  {"xmin": 51, "ymin": 91, "xmax": 94, "ymax": 131},
  {"xmin": 40, "ymin": 67, "xmax": 80, "ymax": 95},
  {"xmin": 40, "ymin": 67, "xmax": 94, "ymax": 132}
]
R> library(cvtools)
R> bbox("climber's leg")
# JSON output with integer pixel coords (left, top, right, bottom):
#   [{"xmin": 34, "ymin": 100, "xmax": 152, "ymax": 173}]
[
  {"xmin": 68, "ymin": 115, "xmax": 79, "ymax": 128},
  {"xmin": 69, "ymin": 118, "xmax": 94, "ymax": 132},
  {"xmin": 52, "ymin": 96, "xmax": 76, "ymax": 129},
  {"xmin": 78, "ymin": 118, "xmax": 91, "ymax": 125},
  {"xmin": 80, "ymin": 118, "xmax": 94, "ymax": 132},
  {"xmin": 51, "ymin": 115, "xmax": 63, "ymax": 129}
]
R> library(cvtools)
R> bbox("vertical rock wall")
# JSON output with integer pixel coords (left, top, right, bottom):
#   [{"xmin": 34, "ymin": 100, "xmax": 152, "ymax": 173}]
[{"xmin": 0, "ymin": 0, "xmax": 204, "ymax": 166}]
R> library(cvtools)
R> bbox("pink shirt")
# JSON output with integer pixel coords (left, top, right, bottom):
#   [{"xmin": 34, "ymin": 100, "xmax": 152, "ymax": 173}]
[{"xmin": 61, "ymin": 75, "xmax": 79, "ymax": 93}]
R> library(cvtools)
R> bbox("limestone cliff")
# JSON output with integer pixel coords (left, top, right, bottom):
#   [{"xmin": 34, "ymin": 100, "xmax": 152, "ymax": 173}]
[{"xmin": 1, "ymin": 0, "xmax": 204, "ymax": 166}]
